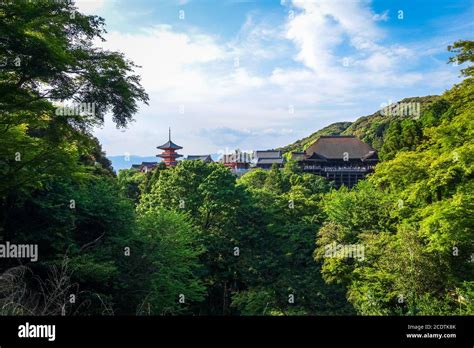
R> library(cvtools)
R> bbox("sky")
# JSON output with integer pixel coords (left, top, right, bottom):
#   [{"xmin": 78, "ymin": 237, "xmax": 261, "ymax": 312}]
[{"xmin": 75, "ymin": 0, "xmax": 474, "ymax": 157}]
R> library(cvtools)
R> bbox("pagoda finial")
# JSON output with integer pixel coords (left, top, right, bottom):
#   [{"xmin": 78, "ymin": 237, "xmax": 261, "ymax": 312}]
[{"xmin": 169, "ymin": 127, "xmax": 171, "ymax": 141}]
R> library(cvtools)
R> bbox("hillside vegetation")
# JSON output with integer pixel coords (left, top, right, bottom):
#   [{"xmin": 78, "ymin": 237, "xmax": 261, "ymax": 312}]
[
  {"xmin": 0, "ymin": 0, "xmax": 472, "ymax": 316},
  {"xmin": 281, "ymin": 95, "xmax": 441, "ymax": 160},
  {"xmin": 278, "ymin": 122, "xmax": 352, "ymax": 154}
]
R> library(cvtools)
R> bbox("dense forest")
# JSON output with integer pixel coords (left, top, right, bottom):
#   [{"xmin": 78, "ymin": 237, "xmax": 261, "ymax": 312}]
[{"xmin": 0, "ymin": 1, "xmax": 472, "ymax": 316}]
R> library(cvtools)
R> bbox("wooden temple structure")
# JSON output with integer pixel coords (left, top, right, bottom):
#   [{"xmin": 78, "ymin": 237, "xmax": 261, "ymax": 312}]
[
  {"xmin": 131, "ymin": 131, "xmax": 377, "ymax": 189},
  {"xmin": 291, "ymin": 135, "xmax": 378, "ymax": 188}
]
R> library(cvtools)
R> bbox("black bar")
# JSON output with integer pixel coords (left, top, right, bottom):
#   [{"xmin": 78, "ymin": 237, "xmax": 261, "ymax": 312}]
[{"xmin": 0, "ymin": 316, "xmax": 473, "ymax": 346}]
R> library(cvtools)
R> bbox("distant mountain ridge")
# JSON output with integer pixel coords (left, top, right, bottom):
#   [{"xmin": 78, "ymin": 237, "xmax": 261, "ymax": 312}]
[{"xmin": 279, "ymin": 95, "xmax": 440, "ymax": 154}]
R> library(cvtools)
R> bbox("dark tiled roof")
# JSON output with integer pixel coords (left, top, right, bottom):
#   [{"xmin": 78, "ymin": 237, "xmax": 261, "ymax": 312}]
[
  {"xmin": 257, "ymin": 158, "xmax": 285, "ymax": 165},
  {"xmin": 361, "ymin": 151, "xmax": 378, "ymax": 160},
  {"xmin": 157, "ymin": 153, "xmax": 182, "ymax": 158},
  {"xmin": 157, "ymin": 140, "xmax": 183, "ymax": 150},
  {"xmin": 306, "ymin": 152, "xmax": 328, "ymax": 161},
  {"xmin": 291, "ymin": 152, "xmax": 305, "ymax": 161},
  {"xmin": 255, "ymin": 150, "xmax": 282, "ymax": 159},
  {"xmin": 131, "ymin": 164, "xmax": 141, "ymax": 169},
  {"xmin": 305, "ymin": 136, "xmax": 376, "ymax": 160},
  {"xmin": 186, "ymin": 155, "xmax": 213, "ymax": 162}
]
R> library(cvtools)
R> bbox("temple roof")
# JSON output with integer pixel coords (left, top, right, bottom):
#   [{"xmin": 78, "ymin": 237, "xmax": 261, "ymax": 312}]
[
  {"xmin": 290, "ymin": 152, "xmax": 306, "ymax": 162},
  {"xmin": 305, "ymin": 136, "xmax": 376, "ymax": 160},
  {"xmin": 254, "ymin": 150, "xmax": 282, "ymax": 159},
  {"xmin": 186, "ymin": 155, "xmax": 213, "ymax": 162},
  {"xmin": 257, "ymin": 158, "xmax": 285, "ymax": 165},
  {"xmin": 157, "ymin": 140, "xmax": 183, "ymax": 150},
  {"xmin": 131, "ymin": 162, "xmax": 157, "ymax": 170},
  {"xmin": 361, "ymin": 150, "xmax": 378, "ymax": 161},
  {"xmin": 157, "ymin": 153, "xmax": 183, "ymax": 158},
  {"xmin": 157, "ymin": 128, "xmax": 183, "ymax": 150},
  {"xmin": 306, "ymin": 152, "xmax": 328, "ymax": 161}
]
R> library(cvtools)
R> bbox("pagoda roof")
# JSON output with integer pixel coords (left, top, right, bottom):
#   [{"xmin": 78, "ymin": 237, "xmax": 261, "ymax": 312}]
[
  {"xmin": 157, "ymin": 128, "xmax": 183, "ymax": 150},
  {"xmin": 157, "ymin": 153, "xmax": 183, "ymax": 158},
  {"xmin": 157, "ymin": 140, "xmax": 183, "ymax": 150}
]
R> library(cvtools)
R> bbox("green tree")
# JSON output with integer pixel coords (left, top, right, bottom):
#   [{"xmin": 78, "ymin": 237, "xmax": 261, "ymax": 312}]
[
  {"xmin": 117, "ymin": 169, "xmax": 146, "ymax": 203},
  {"xmin": 380, "ymin": 120, "xmax": 402, "ymax": 160},
  {"xmin": 316, "ymin": 41, "xmax": 474, "ymax": 315},
  {"xmin": 133, "ymin": 208, "xmax": 205, "ymax": 314},
  {"xmin": 0, "ymin": 0, "xmax": 149, "ymax": 316},
  {"xmin": 138, "ymin": 161, "xmax": 253, "ymax": 314},
  {"xmin": 237, "ymin": 165, "xmax": 352, "ymax": 315}
]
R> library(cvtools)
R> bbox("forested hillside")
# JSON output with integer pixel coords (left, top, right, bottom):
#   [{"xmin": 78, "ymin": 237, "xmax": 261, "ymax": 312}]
[
  {"xmin": 281, "ymin": 95, "xmax": 441, "ymax": 160},
  {"xmin": 278, "ymin": 122, "xmax": 352, "ymax": 154},
  {"xmin": 0, "ymin": 0, "xmax": 472, "ymax": 316}
]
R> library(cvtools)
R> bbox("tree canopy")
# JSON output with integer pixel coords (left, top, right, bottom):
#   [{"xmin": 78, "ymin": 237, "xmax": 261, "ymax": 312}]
[{"xmin": 0, "ymin": 1, "xmax": 472, "ymax": 317}]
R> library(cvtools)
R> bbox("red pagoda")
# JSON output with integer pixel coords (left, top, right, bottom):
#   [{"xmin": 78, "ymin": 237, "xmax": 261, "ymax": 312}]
[{"xmin": 157, "ymin": 128, "xmax": 183, "ymax": 166}]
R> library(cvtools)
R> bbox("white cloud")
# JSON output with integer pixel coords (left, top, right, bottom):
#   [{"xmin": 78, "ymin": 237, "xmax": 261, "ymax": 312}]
[
  {"xmin": 286, "ymin": 0, "xmax": 383, "ymax": 72},
  {"xmin": 273, "ymin": 0, "xmax": 434, "ymax": 98},
  {"xmin": 230, "ymin": 68, "xmax": 266, "ymax": 88},
  {"xmin": 97, "ymin": 25, "xmax": 227, "ymax": 102},
  {"xmin": 93, "ymin": 24, "xmax": 290, "ymax": 155},
  {"xmin": 285, "ymin": 0, "xmax": 400, "ymax": 74},
  {"xmin": 92, "ymin": 0, "xmax": 463, "ymax": 157},
  {"xmin": 74, "ymin": 0, "xmax": 108, "ymax": 15},
  {"xmin": 229, "ymin": 14, "xmax": 289, "ymax": 60},
  {"xmin": 373, "ymin": 10, "xmax": 389, "ymax": 22}
]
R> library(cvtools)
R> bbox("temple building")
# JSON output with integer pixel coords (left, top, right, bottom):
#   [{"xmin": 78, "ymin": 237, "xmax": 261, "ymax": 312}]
[
  {"xmin": 252, "ymin": 150, "xmax": 285, "ymax": 169},
  {"xmin": 132, "ymin": 162, "xmax": 158, "ymax": 173},
  {"xmin": 185, "ymin": 155, "xmax": 214, "ymax": 163},
  {"xmin": 291, "ymin": 135, "xmax": 378, "ymax": 188},
  {"xmin": 218, "ymin": 149, "xmax": 252, "ymax": 176},
  {"xmin": 156, "ymin": 129, "xmax": 182, "ymax": 166}
]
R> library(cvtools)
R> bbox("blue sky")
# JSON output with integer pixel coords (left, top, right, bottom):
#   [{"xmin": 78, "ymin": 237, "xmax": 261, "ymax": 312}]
[{"xmin": 75, "ymin": 0, "xmax": 473, "ymax": 157}]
